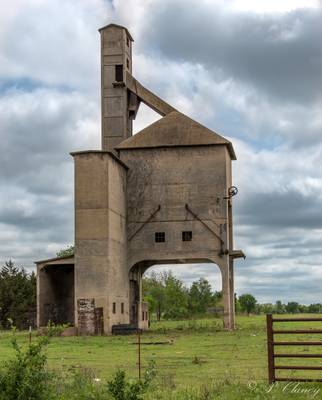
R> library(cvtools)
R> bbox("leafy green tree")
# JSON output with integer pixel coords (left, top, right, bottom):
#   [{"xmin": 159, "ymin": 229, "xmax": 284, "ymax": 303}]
[
  {"xmin": 188, "ymin": 278, "xmax": 213, "ymax": 315},
  {"xmin": 298, "ymin": 304, "xmax": 308, "ymax": 313},
  {"xmin": 239, "ymin": 294, "xmax": 257, "ymax": 316},
  {"xmin": 0, "ymin": 261, "xmax": 36, "ymax": 329},
  {"xmin": 285, "ymin": 301, "xmax": 299, "ymax": 314},
  {"xmin": 274, "ymin": 300, "xmax": 285, "ymax": 314},
  {"xmin": 260, "ymin": 303, "xmax": 274, "ymax": 314},
  {"xmin": 56, "ymin": 245, "xmax": 74, "ymax": 258},
  {"xmin": 142, "ymin": 271, "xmax": 167, "ymax": 321},
  {"xmin": 254, "ymin": 303, "xmax": 261, "ymax": 315},
  {"xmin": 308, "ymin": 303, "xmax": 322, "ymax": 313},
  {"xmin": 163, "ymin": 272, "xmax": 188, "ymax": 319},
  {"xmin": 150, "ymin": 285, "xmax": 166, "ymax": 321}
]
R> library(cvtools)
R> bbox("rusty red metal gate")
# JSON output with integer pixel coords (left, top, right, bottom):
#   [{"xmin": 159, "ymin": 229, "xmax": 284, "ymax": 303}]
[{"xmin": 267, "ymin": 314, "xmax": 322, "ymax": 383}]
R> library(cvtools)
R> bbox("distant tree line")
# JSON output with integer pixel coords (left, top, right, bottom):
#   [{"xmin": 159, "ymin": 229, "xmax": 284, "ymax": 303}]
[
  {"xmin": 143, "ymin": 271, "xmax": 322, "ymax": 320},
  {"xmin": 254, "ymin": 300, "xmax": 322, "ymax": 315}
]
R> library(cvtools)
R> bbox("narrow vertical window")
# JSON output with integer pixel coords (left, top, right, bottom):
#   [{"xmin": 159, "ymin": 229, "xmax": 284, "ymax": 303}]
[
  {"xmin": 121, "ymin": 302, "xmax": 124, "ymax": 314},
  {"xmin": 112, "ymin": 302, "xmax": 116, "ymax": 314},
  {"xmin": 126, "ymin": 58, "xmax": 130, "ymax": 69},
  {"xmin": 142, "ymin": 311, "xmax": 145, "ymax": 321},
  {"xmin": 126, "ymin": 36, "xmax": 130, "ymax": 47},
  {"xmin": 115, "ymin": 65, "xmax": 123, "ymax": 82}
]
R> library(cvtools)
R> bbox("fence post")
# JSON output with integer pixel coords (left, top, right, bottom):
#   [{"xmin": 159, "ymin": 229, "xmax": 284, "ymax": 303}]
[
  {"xmin": 137, "ymin": 329, "xmax": 141, "ymax": 382},
  {"xmin": 267, "ymin": 314, "xmax": 275, "ymax": 384}
]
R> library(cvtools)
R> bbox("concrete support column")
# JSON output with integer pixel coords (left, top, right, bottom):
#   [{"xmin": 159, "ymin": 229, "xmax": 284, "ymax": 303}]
[
  {"xmin": 229, "ymin": 258, "xmax": 235, "ymax": 329},
  {"xmin": 220, "ymin": 257, "xmax": 235, "ymax": 330},
  {"xmin": 36, "ymin": 266, "xmax": 41, "ymax": 328}
]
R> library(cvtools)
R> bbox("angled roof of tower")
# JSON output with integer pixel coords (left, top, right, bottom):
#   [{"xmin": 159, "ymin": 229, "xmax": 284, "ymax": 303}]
[
  {"xmin": 116, "ymin": 111, "xmax": 236, "ymax": 159},
  {"xmin": 98, "ymin": 23, "xmax": 134, "ymax": 42}
]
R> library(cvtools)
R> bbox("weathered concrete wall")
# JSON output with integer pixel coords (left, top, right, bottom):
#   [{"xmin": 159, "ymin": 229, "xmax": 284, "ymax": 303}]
[
  {"xmin": 73, "ymin": 151, "xmax": 129, "ymax": 334},
  {"xmin": 100, "ymin": 25, "xmax": 133, "ymax": 151},
  {"xmin": 120, "ymin": 146, "xmax": 231, "ymax": 266},
  {"xmin": 119, "ymin": 145, "xmax": 234, "ymax": 329},
  {"xmin": 106, "ymin": 154, "xmax": 130, "ymax": 329}
]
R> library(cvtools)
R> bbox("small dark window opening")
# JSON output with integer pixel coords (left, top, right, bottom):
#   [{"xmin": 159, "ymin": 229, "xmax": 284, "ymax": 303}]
[
  {"xmin": 182, "ymin": 231, "xmax": 192, "ymax": 241},
  {"xmin": 145, "ymin": 312, "xmax": 148, "ymax": 320},
  {"xmin": 121, "ymin": 303, "xmax": 124, "ymax": 314},
  {"xmin": 155, "ymin": 232, "xmax": 165, "ymax": 243},
  {"xmin": 112, "ymin": 302, "xmax": 116, "ymax": 314},
  {"xmin": 126, "ymin": 36, "xmax": 130, "ymax": 47},
  {"xmin": 115, "ymin": 65, "xmax": 123, "ymax": 82},
  {"xmin": 126, "ymin": 58, "xmax": 130, "ymax": 69},
  {"xmin": 142, "ymin": 311, "xmax": 145, "ymax": 321}
]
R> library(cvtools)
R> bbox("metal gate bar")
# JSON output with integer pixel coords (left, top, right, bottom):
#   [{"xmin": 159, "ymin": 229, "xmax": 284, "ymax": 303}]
[{"xmin": 266, "ymin": 314, "xmax": 322, "ymax": 383}]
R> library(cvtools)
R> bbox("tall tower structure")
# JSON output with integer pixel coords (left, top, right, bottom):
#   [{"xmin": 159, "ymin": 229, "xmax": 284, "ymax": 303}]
[
  {"xmin": 99, "ymin": 24, "xmax": 136, "ymax": 152},
  {"xmin": 36, "ymin": 23, "xmax": 244, "ymax": 335}
]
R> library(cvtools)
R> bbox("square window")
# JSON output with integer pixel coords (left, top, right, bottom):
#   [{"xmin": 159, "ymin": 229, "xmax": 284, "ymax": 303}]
[
  {"xmin": 182, "ymin": 231, "xmax": 192, "ymax": 241},
  {"xmin": 155, "ymin": 232, "xmax": 165, "ymax": 243}
]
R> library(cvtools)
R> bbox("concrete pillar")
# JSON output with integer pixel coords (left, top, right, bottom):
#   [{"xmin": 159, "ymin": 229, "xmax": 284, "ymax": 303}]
[
  {"xmin": 72, "ymin": 151, "xmax": 128, "ymax": 334},
  {"xmin": 220, "ymin": 258, "xmax": 235, "ymax": 330},
  {"xmin": 227, "ymin": 199, "xmax": 235, "ymax": 329},
  {"xmin": 99, "ymin": 24, "xmax": 134, "ymax": 152},
  {"xmin": 37, "ymin": 267, "xmax": 50, "ymax": 327},
  {"xmin": 229, "ymin": 258, "xmax": 235, "ymax": 329}
]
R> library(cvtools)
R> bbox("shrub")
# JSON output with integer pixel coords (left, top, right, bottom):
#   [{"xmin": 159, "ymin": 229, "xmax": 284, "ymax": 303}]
[
  {"xmin": 55, "ymin": 368, "xmax": 108, "ymax": 400},
  {"xmin": 0, "ymin": 334, "xmax": 53, "ymax": 400},
  {"xmin": 107, "ymin": 360, "xmax": 156, "ymax": 400},
  {"xmin": 46, "ymin": 321, "xmax": 69, "ymax": 337}
]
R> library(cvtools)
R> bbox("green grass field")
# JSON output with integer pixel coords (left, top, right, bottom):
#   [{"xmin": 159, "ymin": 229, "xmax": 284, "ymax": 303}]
[{"xmin": 1, "ymin": 315, "xmax": 322, "ymax": 399}]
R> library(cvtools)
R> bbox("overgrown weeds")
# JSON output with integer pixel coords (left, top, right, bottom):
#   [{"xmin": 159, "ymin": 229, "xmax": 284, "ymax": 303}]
[
  {"xmin": 46, "ymin": 321, "xmax": 70, "ymax": 337},
  {"xmin": 0, "ymin": 327, "xmax": 157, "ymax": 400},
  {"xmin": 107, "ymin": 360, "xmax": 156, "ymax": 400},
  {"xmin": 0, "ymin": 331, "xmax": 52, "ymax": 400}
]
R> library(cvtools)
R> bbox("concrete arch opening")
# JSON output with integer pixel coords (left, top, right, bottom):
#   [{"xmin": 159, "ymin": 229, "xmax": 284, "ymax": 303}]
[{"xmin": 128, "ymin": 258, "xmax": 233, "ymax": 331}]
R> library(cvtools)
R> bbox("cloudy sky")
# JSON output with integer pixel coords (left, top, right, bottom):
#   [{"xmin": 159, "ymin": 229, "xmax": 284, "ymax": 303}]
[{"xmin": 0, "ymin": 0, "xmax": 321, "ymax": 304}]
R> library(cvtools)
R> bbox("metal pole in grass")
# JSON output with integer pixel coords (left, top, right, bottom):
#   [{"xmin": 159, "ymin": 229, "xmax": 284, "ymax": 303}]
[
  {"xmin": 29, "ymin": 326, "xmax": 32, "ymax": 345},
  {"xmin": 137, "ymin": 329, "xmax": 141, "ymax": 382}
]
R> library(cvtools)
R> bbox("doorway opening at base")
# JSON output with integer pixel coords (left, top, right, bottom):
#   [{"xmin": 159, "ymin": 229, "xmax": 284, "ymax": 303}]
[{"xmin": 129, "ymin": 260, "xmax": 223, "ymax": 330}]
